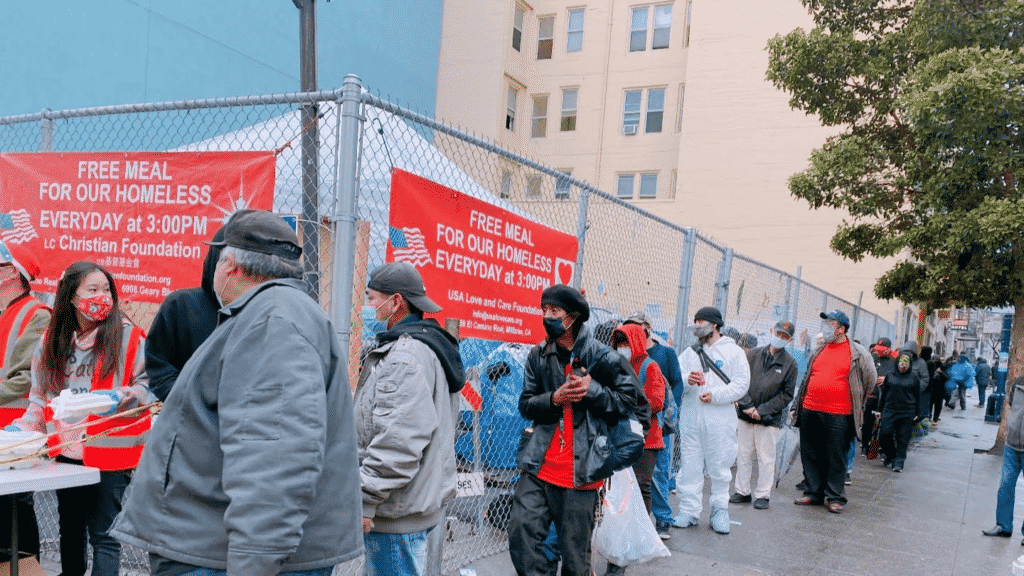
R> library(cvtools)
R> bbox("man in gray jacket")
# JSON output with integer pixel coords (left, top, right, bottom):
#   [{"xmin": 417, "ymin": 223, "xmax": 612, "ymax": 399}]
[
  {"xmin": 111, "ymin": 211, "xmax": 363, "ymax": 576},
  {"xmin": 358, "ymin": 262, "xmax": 464, "ymax": 576},
  {"xmin": 731, "ymin": 320, "xmax": 798, "ymax": 510},
  {"xmin": 983, "ymin": 374, "xmax": 1024, "ymax": 541}
]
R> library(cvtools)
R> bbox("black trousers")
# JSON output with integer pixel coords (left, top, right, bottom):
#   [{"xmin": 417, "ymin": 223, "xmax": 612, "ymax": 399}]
[
  {"xmin": 508, "ymin": 473, "xmax": 600, "ymax": 576},
  {"xmin": 798, "ymin": 409, "xmax": 853, "ymax": 505},
  {"xmin": 878, "ymin": 414, "xmax": 913, "ymax": 467},
  {"xmin": 860, "ymin": 397, "xmax": 878, "ymax": 453},
  {"xmin": 633, "ymin": 449, "xmax": 659, "ymax": 515},
  {"xmin": 930, "ymin": 390, "xmax": 945, "ymax": 421},
  {"xmin": 54, "ymin": 457, "xmax": 130, "ymax": 576}
]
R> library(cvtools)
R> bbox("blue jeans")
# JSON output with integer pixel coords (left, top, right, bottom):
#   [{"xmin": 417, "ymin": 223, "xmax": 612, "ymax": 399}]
[
  {"xmin": 846, "ymin": 437, "xmax": 857, "ymax": 472},
  {"xmin": 364, "ymin": 526, "xmax": 435, "ymax": 576},
  {"xmin": 996, "ymin": 446, "xmax": 1024, "ymax": 534},
  {"xmin": 651, "ymin": 433, "xmax": 674, "ymax": 524},
  {"xmin": 178, "ymin": 569, "xmax": 330, "ymax": 576}
]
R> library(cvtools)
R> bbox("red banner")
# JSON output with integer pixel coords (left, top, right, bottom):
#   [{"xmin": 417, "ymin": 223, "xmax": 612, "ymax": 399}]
[
  {"xmin": 388, "ymin": 169, "xmax": 578, "ymax": 343},
  {"xmin": 0, "ymin": 152, "xmax": 275, "ymax": 302}
]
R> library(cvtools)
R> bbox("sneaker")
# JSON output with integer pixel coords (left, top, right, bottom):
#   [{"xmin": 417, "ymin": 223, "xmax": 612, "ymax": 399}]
[
  {"xmin": 844, "ymin": 472, "xmax": 852, "ymax": 485},
  {"xmin": 710, "ymin": 508, "xmax": 731, "ymax": 534},
  {"xmin": 672, "ymin": 514, "xmax": 698, "ymax": 528},
  {"xmin": 655, "ymin": 520, "xmax": 671, "ymax": 540},
  {"xmin": 893, "ymin": 464, "xmax": 903, "ymax": 473},
  {"xmin": 729, "ymin": 492, "xmax": 752, "ymax": 504},
  {"xmin": 753, "ymin": 498, "xmax": 769, "ymax": 510}
]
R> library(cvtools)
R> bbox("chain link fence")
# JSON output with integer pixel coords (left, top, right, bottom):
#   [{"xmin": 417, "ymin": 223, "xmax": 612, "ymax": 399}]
[{"xmin": 0, "ymin": 75, "xmax": 894, "ymax": 575}]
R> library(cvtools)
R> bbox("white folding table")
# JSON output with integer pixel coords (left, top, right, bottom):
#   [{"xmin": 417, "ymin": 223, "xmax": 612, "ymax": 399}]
[{"xmin": 0, "ymin": 462, "xmax": 100, "ymax": 576}]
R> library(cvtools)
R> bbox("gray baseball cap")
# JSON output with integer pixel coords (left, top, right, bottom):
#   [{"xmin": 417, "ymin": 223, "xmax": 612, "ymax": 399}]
[{"xmin": 367, "ymin": 261, "xmax": 441, "ymax": 313}]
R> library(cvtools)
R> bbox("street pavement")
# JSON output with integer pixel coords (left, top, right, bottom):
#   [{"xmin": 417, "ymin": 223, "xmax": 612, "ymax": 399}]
[{"xmin": 451, "ymin": 391, "xmax": 1024, "ymax": 576}]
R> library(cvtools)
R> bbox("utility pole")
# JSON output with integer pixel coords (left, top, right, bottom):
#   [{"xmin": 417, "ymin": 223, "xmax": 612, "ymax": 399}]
[{"xmin": 294, "ymin": 0, "xmax": 321, "ymax": 300}]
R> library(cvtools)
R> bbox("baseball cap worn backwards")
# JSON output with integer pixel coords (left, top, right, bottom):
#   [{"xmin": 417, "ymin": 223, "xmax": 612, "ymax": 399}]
[
  {"xmin": 206, "ymin": 210, "xmax": 302, "ymax": 260},
  {"xmin": 367, "ymin": 261, "xmax": 442, "ymax": 313},
  {"xmin": 820, "ymin": 309, "xmax": 850, "ymax": 329}
]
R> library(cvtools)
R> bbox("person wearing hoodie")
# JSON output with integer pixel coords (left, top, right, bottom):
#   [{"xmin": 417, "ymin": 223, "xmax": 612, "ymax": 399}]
[
  {"xmin": 862, "ymin": 338, "xmax": 897, "ymax": 454},
  {"xmin": 730, "ymin": 320, "xmax": 798, "ymax": 510},
  {"xmin": 946, "ymin": 354, "xmax": 976, "ymax": 410},
  {"xmin": 356, "ymin": 261, "xmax": 465, "ymax": 576},
  {"xmin": 143, "ymin": 211, "xmax": 249, "ymax": 401},
  {"xmin": 875, "ymin": 346, "xmax": 922, "ymax": 472},
  {"xmin": 672, "ymin": 306, "xmax": 750, "ymax": 534},
  {"xmin": 603, "ymin": 323, "xmax": 665, "ymax": 575},
  {"xmin": 975, "ymin": 357, "xmax": 991, "ymax": 408}
]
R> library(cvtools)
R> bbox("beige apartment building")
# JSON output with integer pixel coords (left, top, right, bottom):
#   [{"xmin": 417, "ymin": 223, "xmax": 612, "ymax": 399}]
[{"xmin": 436, "ymin": 0, "xmax": 900, "ymax": 322}]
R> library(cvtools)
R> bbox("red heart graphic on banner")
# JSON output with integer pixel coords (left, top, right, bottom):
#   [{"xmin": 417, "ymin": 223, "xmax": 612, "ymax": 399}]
[{"xmin": 557, "ymin": 260, "xmax": 574, "ymax": 285}]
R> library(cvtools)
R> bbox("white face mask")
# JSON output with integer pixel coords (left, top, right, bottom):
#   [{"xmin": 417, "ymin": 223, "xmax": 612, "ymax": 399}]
[
  {"xmin": 616, "ymin": 346, "xmax": 632, "ymax": 360},
  {"xmin": 691, "ymin": 322, "xmax": 714, "ymax": 341},
  {"xmin": 821, "ymin": 322, "xmax": 837, "ymax": 343},
  {"xmin": 770, "ymin": 335, "xmax": 789, "ymax": 350}
]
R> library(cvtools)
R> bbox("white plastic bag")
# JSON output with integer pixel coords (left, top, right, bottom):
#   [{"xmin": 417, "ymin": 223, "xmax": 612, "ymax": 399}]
[{"xmin": 593, "ymin": 467, "xmax": 670, "ymax": 566}]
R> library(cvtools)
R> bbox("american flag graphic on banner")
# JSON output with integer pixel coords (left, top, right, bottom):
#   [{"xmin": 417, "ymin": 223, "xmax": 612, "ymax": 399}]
[
  {"xmin": 389, "ymin": 226, "xmax": 432, "ymax": 267},
  {"xmin": 0, "ymin": 210, "xmax": 38, "ymax": 244}
]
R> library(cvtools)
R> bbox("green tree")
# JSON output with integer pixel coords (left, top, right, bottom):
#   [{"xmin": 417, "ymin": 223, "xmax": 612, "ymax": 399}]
[{"xmin": 766, "ymin": 0, "xmax": 1024, "ymax": 447}]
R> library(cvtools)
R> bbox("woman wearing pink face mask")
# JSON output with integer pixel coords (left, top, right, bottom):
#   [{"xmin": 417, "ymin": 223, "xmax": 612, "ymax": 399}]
[{"xmin": 8, "ymin": 261, "xmax": 151, "ymax": 576}]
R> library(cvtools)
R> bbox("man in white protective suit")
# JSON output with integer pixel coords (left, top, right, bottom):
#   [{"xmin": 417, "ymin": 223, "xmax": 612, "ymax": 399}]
[{"xmin": 672, "ymin": 306, "xmax": 750, "ymax": 535}]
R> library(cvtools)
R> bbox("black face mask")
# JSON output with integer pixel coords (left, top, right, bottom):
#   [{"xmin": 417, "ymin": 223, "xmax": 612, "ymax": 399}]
[{"xmin": 544, "ymin": 317, "xmax": 572, "ymax": 341}]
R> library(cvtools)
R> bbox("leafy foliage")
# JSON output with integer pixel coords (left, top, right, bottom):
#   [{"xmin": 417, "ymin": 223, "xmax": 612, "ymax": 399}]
[{"xmin": 766, "ymin": 0, "xmax": 1024, "ymax": 309}]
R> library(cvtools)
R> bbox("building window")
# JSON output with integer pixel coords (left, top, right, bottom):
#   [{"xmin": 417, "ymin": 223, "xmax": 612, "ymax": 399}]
[
  {"xmin": 513, "ymin": 5, "xmax": 524, "ymax": 51},
  {"xmin": 506, "ymin": 86, "xmax": 517, "ymax": 131},
  {"xmin": 617, "ymin": 174, "xmax": 635, "ymax": 199},
  {"xmin": 670, "ymin": 169, "xmax": 678, "ymax": 198},
  {"xmin": 676, "ymin": 84, "xmax": 686, "ymax": 132},
  {"xmin": 652, "ymin": 5, "xmax": 672, "ymax": 49},
  {"xmin": 561, "ymin": 88, "xmax": 578, "ymax": 131},
  {"xmin": 631, "ymin": 4, "xmax": 672, "ymax": 51},
  {"xmin": 646, "ymin": 88, "xmax": 665, "ymax": 133},
  {"xmin": 538, "ymin": 16, "xmax": 554, "ymax": 59},
  {"xmin": 532, "ymin": 94, "xmax": 548, "ymax": 138},
  {"xmin": 629, "ymin": 7, "xmax": 648, "ymax": 52},
  {"xmin": 501, "ymin": 170, "xmax": 512, "ymax": 198},
  {"xmin": 639, "ymin": 173, "xmax": 658, "ymax": 198},
  {"xmin": 555, "ymin": 170, "xmax": 572, "ymax": 199},
  {"xmin": 526, "ymin": 174, "xmax": 543, "ymax": 198},
  {"xmin": 685, "ymin": 1, "xmax": 693, "ymax": 48},
  {"xmin": 567, "ymin": 8, "xmax": 584, "ymax": 52},
  {"xmin": 623, "ymin": 90, "xmax": 642, "ymax": 133}
]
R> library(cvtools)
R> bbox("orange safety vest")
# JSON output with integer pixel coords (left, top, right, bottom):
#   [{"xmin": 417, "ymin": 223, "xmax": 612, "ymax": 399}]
[
  {"xmin": 0, "ymin": 295, "xmax": 49, "ymax": 427},
  {"xmin": 44, "ymin": 325, "xmax": 149, "ymax": 471}
]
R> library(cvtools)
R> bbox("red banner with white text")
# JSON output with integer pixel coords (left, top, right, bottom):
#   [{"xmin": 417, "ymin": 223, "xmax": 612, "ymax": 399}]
[
  {"xmin": 387, "ymin": 169, "xmax": 578, "ymax": 343},
  {"xmin": 0, "ymin": 152, "xmax": 275, "ymax": 302}
]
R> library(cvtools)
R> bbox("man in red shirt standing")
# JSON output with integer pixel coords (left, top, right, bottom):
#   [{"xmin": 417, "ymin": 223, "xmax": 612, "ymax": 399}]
[{"xmin": 791, "ymin": 310, "xmax": 876, "ymax": 514}]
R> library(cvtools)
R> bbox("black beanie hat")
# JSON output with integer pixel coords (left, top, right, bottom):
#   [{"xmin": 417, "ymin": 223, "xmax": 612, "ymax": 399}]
[
  {"xmin": 694, "ymin": 306, "xmax": 724, "ymax": 328},
  {"xmin": 540, "ymin": 284, "xmax": 590, "ymax": 323}
]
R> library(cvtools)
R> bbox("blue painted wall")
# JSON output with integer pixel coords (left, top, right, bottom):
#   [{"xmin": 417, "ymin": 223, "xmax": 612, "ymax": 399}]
[{"xmin": 2, "ymin": 1, "xmax": 442, "ymax": 117}]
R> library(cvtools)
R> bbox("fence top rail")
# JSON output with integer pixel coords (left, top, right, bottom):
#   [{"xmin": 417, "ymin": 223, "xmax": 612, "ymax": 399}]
[{"xmin": 0, "ymin": 88, "xmax": 348, "ymax": 126}]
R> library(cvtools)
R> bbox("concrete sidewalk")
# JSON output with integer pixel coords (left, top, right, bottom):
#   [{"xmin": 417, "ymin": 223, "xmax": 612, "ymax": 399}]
[{"xmin": 451, "ymin": 396, "xmax": 1024, "ymax": 576}]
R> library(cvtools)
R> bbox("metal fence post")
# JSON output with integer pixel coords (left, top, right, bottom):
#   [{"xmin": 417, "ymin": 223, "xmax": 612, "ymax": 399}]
[
  {"xmin": 673, "ymin": 227, "xmax": 697, "ymax": 351},
  {"xmin": 572, "ymin": 186, "xmax": 590, "ymax": 290},
  {"xmin": 852, "ymin": 290, "xmax": 863, "ymax": 341},
  {"xmin": 39, "ymin": 109, "xmax": 53, "ymax": 152},
  {"xmin": 716, "ymin": 248, "xmax": 733, "ymax": 315},
  {"xmin": 791, "ymin": 266, "xmax": 802, "ymax": 326},
  {"xmin": 330, "ymin": 74, "xmax": 363, "ymax": 359}
]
